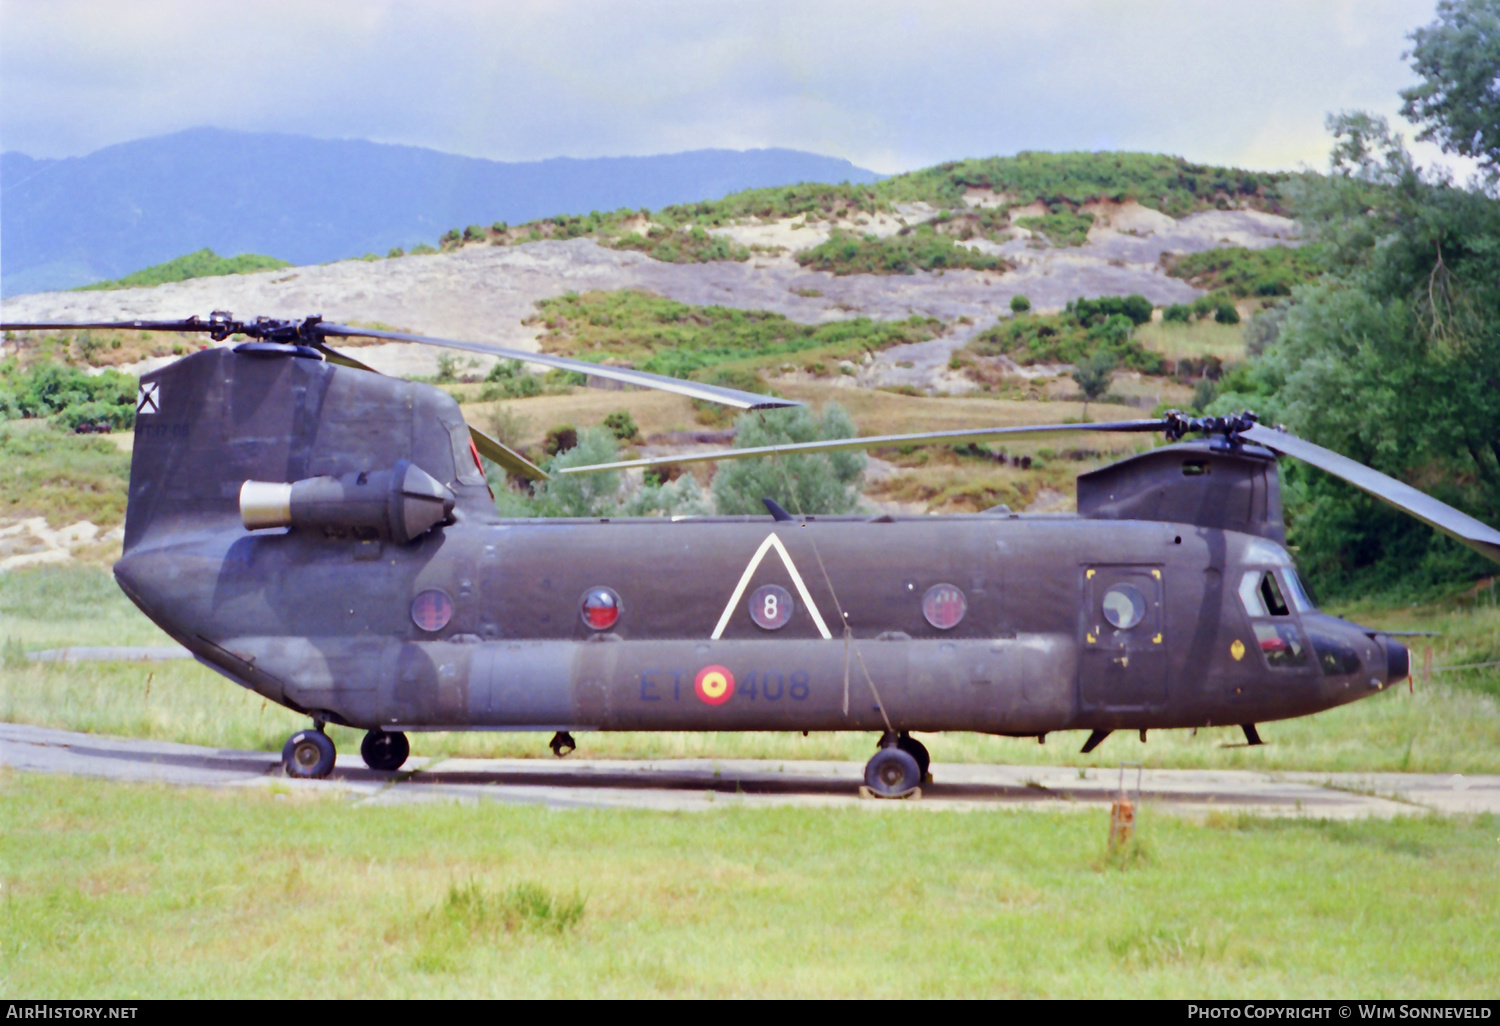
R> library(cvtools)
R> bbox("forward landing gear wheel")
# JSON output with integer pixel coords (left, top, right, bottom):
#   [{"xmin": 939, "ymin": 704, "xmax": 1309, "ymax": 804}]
[
  {"xmin": 550, "ymin": 731, "xmax": 576, "ymax": 758},
  {"xmin": 361, "ymin": 729, "xmax": 410, "ymax": 771},
  {"xmin": 283, "ymin": 728, "xmax": 336, "ymax": 779},
  {"xmin": 864, "ymin": 747, "xmax": 921, "ymax": 798},
  {"xmin": 897, "ymin": 733, "xmax": 931, "ymax": 781}
]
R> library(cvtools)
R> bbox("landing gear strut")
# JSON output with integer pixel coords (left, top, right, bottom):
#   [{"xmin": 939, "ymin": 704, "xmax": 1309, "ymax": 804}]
[
  {"xmin": 361, "ymin": 729, "xmax": 410, "ymax": 771},
  {"xmin": 550, "ymin": 731, "xmax": 576, "ymax": 758},
  {"xmin": 895, "ymin": 732, "xmax": 931, "ymax": 782},
  {"xmin": 282, "ymin": 727, "xmax": 336, "ymax": 779}
]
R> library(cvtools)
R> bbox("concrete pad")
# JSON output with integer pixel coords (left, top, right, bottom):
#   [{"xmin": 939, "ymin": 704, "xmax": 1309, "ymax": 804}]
[{"xmin": 5, "ymin": 722, "xmax": 1488, "ymax": 818}]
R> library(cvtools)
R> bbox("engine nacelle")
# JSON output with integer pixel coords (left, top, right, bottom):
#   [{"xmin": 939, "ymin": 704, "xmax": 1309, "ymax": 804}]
[{"xmin": 240, "ymin": 460, "xmax": 455, "ymax": 543}]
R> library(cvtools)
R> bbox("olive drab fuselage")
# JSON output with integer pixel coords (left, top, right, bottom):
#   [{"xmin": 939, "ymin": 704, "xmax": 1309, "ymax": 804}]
[{"xmin": 111, "ymin": 346, "xmax": 1407, "ymax": 740}]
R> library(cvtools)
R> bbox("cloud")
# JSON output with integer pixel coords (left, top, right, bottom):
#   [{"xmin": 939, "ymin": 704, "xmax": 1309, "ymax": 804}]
[{"xmin": 0, "ymin": 0, "xmax": 1453, "ymax": 173}]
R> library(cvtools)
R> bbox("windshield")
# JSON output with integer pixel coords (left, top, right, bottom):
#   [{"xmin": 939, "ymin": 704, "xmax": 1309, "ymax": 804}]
[{"xmin": 1282, "ymin": 567, "xmax": 1315, "ymax": 612}]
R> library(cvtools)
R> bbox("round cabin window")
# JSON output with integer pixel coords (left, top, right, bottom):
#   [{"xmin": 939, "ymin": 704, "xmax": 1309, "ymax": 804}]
[
  {"xmin": 1102, "ymin": 584, "xmax": 1147, "ymax": 630},
  {"xmin": 580, "ymin": 587, "xmax": 622, "ymax": 631},
  {"xmin": 749, "ymin": 584, "xmax": 794, "ymax": 630},
  {"xmin": 410, "ymin": 589, "xmax": 454, "ymax": 633},
  {"xmin": 922, "ymin": 583, "xmax": 967, "ymax": 630}
]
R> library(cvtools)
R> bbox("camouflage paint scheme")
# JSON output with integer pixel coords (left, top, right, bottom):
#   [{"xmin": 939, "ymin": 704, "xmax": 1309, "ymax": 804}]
[{"xmin": 113, "ymin": 347, "xmax": 1405, "ymax": 741}]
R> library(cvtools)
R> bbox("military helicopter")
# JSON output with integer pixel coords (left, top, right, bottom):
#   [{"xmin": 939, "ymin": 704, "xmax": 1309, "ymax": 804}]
[{"xmin": 6, "ymin": 311, "xmax": 1498, "ymax": 798}]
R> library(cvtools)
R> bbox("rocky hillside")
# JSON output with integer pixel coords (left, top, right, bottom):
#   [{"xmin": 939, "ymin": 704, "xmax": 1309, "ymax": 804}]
[{"xmin": 2, "ymin": 173, "xmax": 1298, "ymax": 392}]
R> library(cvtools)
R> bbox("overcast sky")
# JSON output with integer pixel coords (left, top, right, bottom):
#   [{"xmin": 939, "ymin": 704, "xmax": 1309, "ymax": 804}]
[{"xmin": 0, "ymin": 0, "xmax": 1471, "ymax": 177}]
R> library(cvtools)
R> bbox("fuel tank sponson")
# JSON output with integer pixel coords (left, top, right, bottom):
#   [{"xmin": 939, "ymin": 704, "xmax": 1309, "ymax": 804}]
[{"xmin": 239, "ymin": 460, "xmax": 455, "ymax": 542}]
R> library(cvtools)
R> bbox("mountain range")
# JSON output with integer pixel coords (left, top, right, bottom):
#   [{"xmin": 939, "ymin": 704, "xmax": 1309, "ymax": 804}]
[{"xmin": 0, "ymin": 128, "xmax": 880, "ymax": 297}]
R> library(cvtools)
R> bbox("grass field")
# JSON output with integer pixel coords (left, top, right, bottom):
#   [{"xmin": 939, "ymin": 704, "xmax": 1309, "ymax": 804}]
[
  {"xmin": 3, "ymin": 773, "xmax": 1495, "ymax": 998},
  {"xmin": 1136, "ymin": 319, "xmax": 1246, "ymax": 363}
]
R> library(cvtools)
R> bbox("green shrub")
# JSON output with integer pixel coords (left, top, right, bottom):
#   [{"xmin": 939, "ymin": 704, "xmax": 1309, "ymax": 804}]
[
  {"xmin": 463, "ymin": 225, "xmax": 487, "ymax": 242},
  {"xmin": 1214, "ymin": 302, "xmax": 1241, "ymax": 325},
  {"xmin": 543, "ymin": 425, "xmax": 578, "ymax": 457},
  {"xmin": 711, "ymin": 405, "xmax": 865, "ymax": 515},
  {"xmin": 439, "ymin": 228, "xmax": 461, "ymax": 246},
  {"xmin": 1163, "ymin": 304, "xmax": 1192, "ymax": 323},
  {"xmin": 1010, "ymin": 295, "xmax": 1032, "ymax": 314},
  {"xmin": 75, "ymin": 249, "xmax": 289, "ymax": 292},
  {"xmin": 0, "ymin": 360, "xmax": 137, "ymax": 429},
  {"xmin": 387, "ymin": 246, "xmax": 406, "ymax": 258},
  {"xmin": 1165, "ymin": 245, "xmax": 1325, "ymax": 298},
  {"xmin": 1015, "ymin": 209, "xmax": 1095, "ymax": 246},
  {"xmin": 1067, "ymin": 294, "xmax": 1154, "ymax": 327},
  {"xmin": 878, "ymin": 152, "xmax": 1290, "ymax": 218},
  {"xmin": 602, "ymin": 410, "xmax": 639, "ymax": 442},
  {"xmin": 969, "ymin": 301, "xmax": 1165, "ymax": 374},
  {"xmin": 795, "ymin": 225, "xmax": 1007, "ymax": 276},
  {"xmin": 528, "ymin": 290, "xmax": 941, "ymax": 386},
  {"xmin": 410, "ymin": 243, "xmax": 437, "ymax": 256},
  {"xmin": 612, "ymin": 225, "xmax": 751, "ymax": 264}
]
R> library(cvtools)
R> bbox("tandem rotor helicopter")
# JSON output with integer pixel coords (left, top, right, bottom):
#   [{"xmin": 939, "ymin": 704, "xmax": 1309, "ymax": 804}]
[{"xmin": 7, "ymin": 311, "xmax": 1499, "ymax": 797}]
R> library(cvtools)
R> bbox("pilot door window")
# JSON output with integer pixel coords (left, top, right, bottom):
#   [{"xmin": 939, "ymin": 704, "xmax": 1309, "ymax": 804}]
[{"xmin": 1238, "ymin": 570, "xmax": 1309, "ymax": 669}]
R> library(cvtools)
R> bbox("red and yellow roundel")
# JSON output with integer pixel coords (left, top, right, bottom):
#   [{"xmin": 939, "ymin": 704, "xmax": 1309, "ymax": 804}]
[{"xmin": 694, "ymin": 665, "xmax": 735, "ymax": 705}]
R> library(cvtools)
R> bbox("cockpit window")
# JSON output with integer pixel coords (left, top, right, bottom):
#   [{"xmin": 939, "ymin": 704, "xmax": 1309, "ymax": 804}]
[
  {"xmin": 1259, "ymin": 572, "xmax": 1290, "ymax": 617},
  {"xmin": 1306, "ymin": 627, "xmax": 1362, "ymax": 676},
  {"xmin": 1282, "ymin": 568, "xmax": 1315, "ymax": 612},
  {"xmin": 1239, "ymin": 571, "xmax": 1268, "ymax": 617},
  {"xmin": 1238, "ymin": 569, "xmax": 1315, "ymax": 671},
  {"xmin": 1239, "ymin": 570, "xmax": 1292, "ymax": 617},
  {"xmin": 1254, "ymin": 623, "xmax": 1309, "ymax": 667}
]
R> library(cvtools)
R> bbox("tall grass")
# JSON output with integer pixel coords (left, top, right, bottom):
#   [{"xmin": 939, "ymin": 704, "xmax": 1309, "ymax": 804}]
[{"xmin": 3, "ymin": 775, "xmax": 1494, "ymax": 997}]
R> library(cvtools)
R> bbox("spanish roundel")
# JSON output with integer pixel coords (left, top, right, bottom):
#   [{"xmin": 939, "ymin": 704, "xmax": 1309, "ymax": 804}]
[{"xmin": 694, "ymin": 665, "xmax": 735, "ymax": 705}]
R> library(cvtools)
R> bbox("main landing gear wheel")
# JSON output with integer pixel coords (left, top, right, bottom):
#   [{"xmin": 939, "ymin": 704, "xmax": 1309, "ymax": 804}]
[
  {"xmin": 549, "ymin": 731, "xmax": 576, "ymax": 758},
  {"xmin": 283, "ymin": 728, "xmax": 336, "ymax": 779},
  {"xmin": 360, "ymin": 729, "xmax": 410, "ymax": 771},
  {"xmin": 863, "ymin": 746, "xmax": 922, "ymax": 799},
  {"xmin": 896, "ymin": 733, "xmax": 931, "ymax": 782}
]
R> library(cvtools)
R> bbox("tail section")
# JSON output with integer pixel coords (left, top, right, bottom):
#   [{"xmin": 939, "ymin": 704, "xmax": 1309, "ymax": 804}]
[{"xmin": 123, "ymin": 345, "xmax": 490, "ymax": 552}]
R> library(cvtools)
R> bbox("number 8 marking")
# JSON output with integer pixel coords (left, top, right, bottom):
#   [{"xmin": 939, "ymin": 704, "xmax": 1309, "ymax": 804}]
[{"xmin": 749, "ymin": 584, "xmax": 793, "ymax": 630}]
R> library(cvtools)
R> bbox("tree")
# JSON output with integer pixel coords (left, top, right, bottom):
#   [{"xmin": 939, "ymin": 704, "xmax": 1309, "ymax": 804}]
[
  {"xmin": 712, "ymin": 405, "xmax": 865, "ymax": 515},
  {"xmin": 1071, "ymin": 350, "xmax": 1116, "ymax": 420},
  {"xmin": 1210, "ymin": 113, "xmax": 1500, "ymax": 597},
  {"xmin": 1399, "ymin": 0, "xmax": 1500, "ymax": 181}
]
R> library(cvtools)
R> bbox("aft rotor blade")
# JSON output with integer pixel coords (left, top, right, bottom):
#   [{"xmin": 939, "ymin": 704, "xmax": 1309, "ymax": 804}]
[
  {"xmin": 469, "ymin": 425, "xmax": 550, "ymax": 482},
  {"xmin": 0, "ymin": 318, "xmax": 217, "ymax": 333},
  {"xmin": 317, "ymin": 322, "xmax": 800, "ymax": 411},
  {"xmin": 1241, "ymin": 424, "xmax": 1500, "ymax": 565},
  {"xmin": 309, "ymin": 341, "xmax": 379, "ymax": 374},
  {"xmin": 555, "ymin": 419, "xmax": 1166, "ymax": 476}
]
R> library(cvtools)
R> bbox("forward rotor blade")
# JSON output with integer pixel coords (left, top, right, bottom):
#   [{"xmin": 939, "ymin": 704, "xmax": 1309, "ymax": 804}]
[
  {"xmin": 469, "ymin": 425, "xmax": 550, "ymax": 482},
  {"xmin": 317, "ymin": 322, "xmax": 799, "ymax": 411},
  {"xmin": 1241, "ymin": 424, "xmax": 1500, "ymax": 566},
  {"xmin": 556, "ymin": 419, "xmax": 1166, "ymax": 476}
]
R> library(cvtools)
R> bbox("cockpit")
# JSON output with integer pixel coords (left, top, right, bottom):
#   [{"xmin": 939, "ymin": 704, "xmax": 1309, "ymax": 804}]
[{"xmin": 1233, "ymin": 539, "xmax": 1406, "ymax": 686}]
